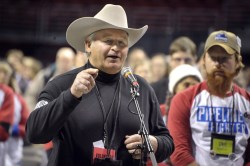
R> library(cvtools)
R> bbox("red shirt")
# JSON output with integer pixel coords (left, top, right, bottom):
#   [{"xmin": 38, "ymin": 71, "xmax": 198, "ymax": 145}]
[{"xmin": 0, "ymin": 84, "xmax": 14, "ymax": 141}]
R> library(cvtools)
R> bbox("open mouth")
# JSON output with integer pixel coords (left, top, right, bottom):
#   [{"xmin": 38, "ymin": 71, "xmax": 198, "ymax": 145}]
[{"xmin": 107, "ymin": 55, "xmax": 119, "ymax": 59}]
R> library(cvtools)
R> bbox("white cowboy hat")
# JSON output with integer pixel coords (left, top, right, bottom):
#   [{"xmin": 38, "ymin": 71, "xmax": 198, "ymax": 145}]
[{"xmin": 66, "ymin": 4, "xmax": 148, "ymax": 52}]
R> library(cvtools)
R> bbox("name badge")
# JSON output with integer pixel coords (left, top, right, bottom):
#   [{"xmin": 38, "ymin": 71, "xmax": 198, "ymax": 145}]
[
  {"xmin": 210, "ymin": 133, "xmax": 235, "ymax": 157},
  {"xmin": 92, "ymin": 140, "xmax": 116, "ymax": 162}
]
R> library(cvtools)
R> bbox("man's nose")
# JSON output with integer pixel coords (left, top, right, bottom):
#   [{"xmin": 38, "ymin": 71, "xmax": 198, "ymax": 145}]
[
  {"xmin": 180, "ymin": 60, "xmax": 186, "ymax": 65},
  {"xmin": 111, "ymin": 44, "xmax": 119, "ymax": 51},
  {"xmin": 214, "ymin": 60, "xmax": 222, "ymax": 68}
]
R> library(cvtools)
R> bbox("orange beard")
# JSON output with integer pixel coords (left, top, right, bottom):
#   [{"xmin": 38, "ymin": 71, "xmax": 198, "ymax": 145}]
[{"xmin": 206, "ymin": 69, "xmax": 235, "ymax": 97}]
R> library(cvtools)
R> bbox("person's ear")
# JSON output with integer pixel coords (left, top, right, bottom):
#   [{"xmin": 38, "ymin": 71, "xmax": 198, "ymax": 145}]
[
  {"xmin": 235, "ymin": 57, "xmax": 241, "ymax": 75},
  {"xmin": 235, "ymin": 63, "xmax": 241, "ymax": 76},
  {"xmin": 85, "ymin": 40, "xmax": 91, "ymax": 53},
  {"xmin": 237, "ymin": 55, "xmax": 242, "ymax": 68}
]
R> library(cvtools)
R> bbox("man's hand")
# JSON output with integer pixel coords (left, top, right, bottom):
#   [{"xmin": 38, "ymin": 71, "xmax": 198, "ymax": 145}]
[
  {"xmin": 70, "ymin": 68, "xmax": 98, "ymax": 98},
  {"xmin": 124, "ymin": 134, "xmax": 158, "ymax": 159}
]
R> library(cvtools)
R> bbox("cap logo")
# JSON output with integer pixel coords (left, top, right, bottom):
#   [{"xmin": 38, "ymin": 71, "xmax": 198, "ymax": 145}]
[{"xmin": 214, "ymin": 33, "xmax": 228, "ymax": 42}]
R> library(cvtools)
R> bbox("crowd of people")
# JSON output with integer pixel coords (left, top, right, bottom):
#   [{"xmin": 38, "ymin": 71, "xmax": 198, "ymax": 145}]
[{"xmin": 1, "ymin": 3, "xmax": 250, "ymax": 166}]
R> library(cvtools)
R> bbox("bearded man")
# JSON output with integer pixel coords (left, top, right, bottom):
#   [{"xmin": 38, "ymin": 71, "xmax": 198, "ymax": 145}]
[{"xmin": 168, "ymin": 30, "xmax": 250, "ymax": 166}]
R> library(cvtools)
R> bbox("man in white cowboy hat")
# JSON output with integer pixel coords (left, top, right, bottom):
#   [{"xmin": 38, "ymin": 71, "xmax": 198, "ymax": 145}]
[
  {"xmin": 26, "ymin": 4, "xmax": 174, "ymax": 166},
  {"xmin": 168, "ymin": 30, "xmax": 250, "ymax": 166}
]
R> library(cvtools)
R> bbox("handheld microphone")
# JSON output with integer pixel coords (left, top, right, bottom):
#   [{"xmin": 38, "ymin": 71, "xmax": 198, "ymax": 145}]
[{"xmin": 121, "ymin": 66, "xmax": 139, "ymax": 88}]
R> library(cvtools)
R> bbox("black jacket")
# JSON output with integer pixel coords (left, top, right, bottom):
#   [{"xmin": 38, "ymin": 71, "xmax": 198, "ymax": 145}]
[{"xmin": 151, "ymin": 78, "xmax": 169, "ymax": 105}]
